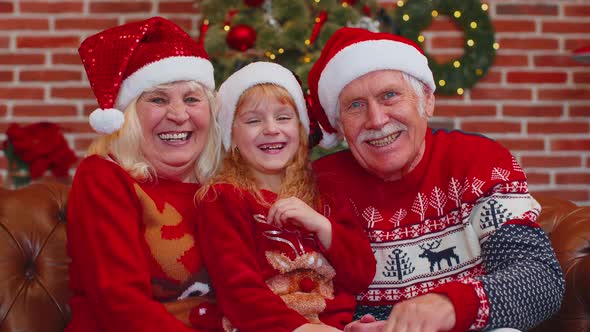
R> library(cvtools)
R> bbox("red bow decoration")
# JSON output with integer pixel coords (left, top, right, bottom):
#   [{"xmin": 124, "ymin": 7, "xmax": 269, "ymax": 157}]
[{"xmin": 309, "ymin": 11, "xmax": 328, "ymax": 45}]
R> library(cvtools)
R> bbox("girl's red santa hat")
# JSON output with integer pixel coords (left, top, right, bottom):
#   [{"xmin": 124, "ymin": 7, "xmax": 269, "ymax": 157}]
[
  {"xmin": 217, "ymin": 61, "xmax": 309, "ymax": 150},
  {"xmin": 79, "ymin": 17, "xmax": 215, "ymax": 134},
  {"xmin": 307, "ymin": 27, "xmax": 435, "ymax": 147}
]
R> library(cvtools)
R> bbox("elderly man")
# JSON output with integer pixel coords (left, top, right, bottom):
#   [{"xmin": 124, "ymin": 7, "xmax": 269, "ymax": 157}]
[{"xmin": 308, "ymin": 27, "xmax": 564, "ymax": 332}]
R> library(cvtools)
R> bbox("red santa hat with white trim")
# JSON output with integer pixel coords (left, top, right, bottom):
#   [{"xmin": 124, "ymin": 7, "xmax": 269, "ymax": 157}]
[
  {"xmin": 79, "ymin": 16, "xmax": 215, "ymax": 134},
  {"xmin": 217, "ymin": 61, "xmax": 309, "ymax": 150},
  {"xmin": 307, "ymin": 27, "xmax": 436, "ymax": 148}
]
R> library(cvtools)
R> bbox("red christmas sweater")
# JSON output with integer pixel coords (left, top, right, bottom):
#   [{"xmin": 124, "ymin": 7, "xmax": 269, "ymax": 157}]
[
  {"xmin": 197, "ymin": 183, "xmax": 376, "ymax": 332},
  {"xmin": 313, "ymin": 128, "xmax": 564, "ymax": 332},
  {"xmin": 66, "ymin": 155, "xmax": 220, "ymax": 332}
]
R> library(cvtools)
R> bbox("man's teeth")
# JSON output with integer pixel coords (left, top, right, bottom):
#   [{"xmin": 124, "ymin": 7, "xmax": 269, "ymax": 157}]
[
  {"xmin": 259, "ymin": 143, "xmax": 285, "ymax": 151},
  {"xmin": 368, "ymin": 132, "xmax": 401, "ymax": 147},
  {"xmin": 158, "ymin": 132, "xmax": 190, "ymax": 141}
]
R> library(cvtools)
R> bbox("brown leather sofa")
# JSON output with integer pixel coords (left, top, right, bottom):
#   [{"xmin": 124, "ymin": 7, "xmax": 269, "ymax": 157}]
[{"xmin": 0, "ymin": 182, "xmax": 589, "ymax": 332}]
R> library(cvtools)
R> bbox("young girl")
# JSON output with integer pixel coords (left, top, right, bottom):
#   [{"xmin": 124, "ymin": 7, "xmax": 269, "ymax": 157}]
[{"xmin": 195, "ymin": 62, "xmax": 376, "ymax": 332}]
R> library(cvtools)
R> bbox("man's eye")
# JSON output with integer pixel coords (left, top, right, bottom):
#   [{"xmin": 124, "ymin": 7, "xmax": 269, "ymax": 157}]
[
  {"xmin": 383, "ymin": 91, "xmax": 397, "ymax": 100},
  {"xmin": 350, "ymin": 101, "xmax": 363, "ymax": 109}
]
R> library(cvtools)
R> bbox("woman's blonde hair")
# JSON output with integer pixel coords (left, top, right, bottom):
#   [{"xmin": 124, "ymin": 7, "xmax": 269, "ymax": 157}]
[
  {"xmin": 198, "ymin": 83, "xmax": 320, "ymax": 208},
  {"xmin": 87, "ymin": 81, "xmax": 222, "ymax": 183}
]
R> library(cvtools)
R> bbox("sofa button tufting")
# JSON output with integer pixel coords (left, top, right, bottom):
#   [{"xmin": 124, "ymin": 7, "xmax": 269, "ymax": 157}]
[{"xmin": 24, "ymin": 261, "xmax": 37, "ymax": 280}]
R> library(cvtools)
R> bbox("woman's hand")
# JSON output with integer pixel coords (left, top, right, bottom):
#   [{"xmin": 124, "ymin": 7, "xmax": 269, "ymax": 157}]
[
  {"xmin": 267, "ymin": 197, "xmax": 333, "ymax": 248},
  {"xmin": 293, "ymin": 323, "xmax": 343, "ymax": 332}
]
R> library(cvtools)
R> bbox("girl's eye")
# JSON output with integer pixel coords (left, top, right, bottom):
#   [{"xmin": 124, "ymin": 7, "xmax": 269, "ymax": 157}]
[
  {"xmin": 277, "ymin": 115, "xmax": 292, "ymax": 121},
  {"xmin": 245, "ymin": 119, "xmax": 260, "ymax": 124}
]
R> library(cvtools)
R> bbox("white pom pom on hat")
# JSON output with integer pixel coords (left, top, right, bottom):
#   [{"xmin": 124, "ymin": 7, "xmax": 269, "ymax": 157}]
[{"xmin": 89, "ymin": 108, "xmax": 125, "ymax": 134}]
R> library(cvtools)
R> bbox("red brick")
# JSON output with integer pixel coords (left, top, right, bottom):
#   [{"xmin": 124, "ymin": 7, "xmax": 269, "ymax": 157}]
[
  {"xmin": 20, "ymin": 70, "xmax": 82, "ymax": 82},
  {"xmin": 51, "ymin": 87, "xmax": 94, "ymax": 99},
  {"xmin": 566, "ymin": 38, "xmax": 590, "ymax": 51},
  {"xmin": 556, "ymin": 173, "xmax": 590, "ymax": 185},
  {"xmin": 55, "ymin": 18, "xmax": 119, "ymax": 30},
  {"xmin": 564, "ymin": 5, "xmax": 590, "ymax": 17},
  {"xmin": 531, "ymin": 189, "xmax": 589, "ymax": 202},
  {"xmin": 538, "ymin": 89, "xmax": 590, "ymax": 101},
  {"xmin": 434, "ymin": 93, "xmax": 465, "ymax": 102},
  {"xmin": 59, "ymin": 121, "xmax": 94, "ymax": 133},
  {"xmin": 571, "ymin": 106, "xmax": 590, "ymax": 117},
  {"xmin": 426, "ymin": 18, "xmax": 461, "ymax": 33},
  {"xmin": 494, "ymin": 54, "xmax": 528, "ymax": 67},
  {"xmin": 52, "ymin": 53, "xmax": 81, "ymax": 65},
  {"xmin": 0, "ymin": 18, "xmax": 49, "ymax": 30},
  {"xmin": 503, "ymin": 105, "xmax": 563, "ymax": 117},
  {"xmin": 20, "ymin": 1, "xmax": 83, "ymax": 13},
  {"xmin": 521, "ymin": 155, "xmax": 582, "ymax": 168},
  {"xmin": 429, "ymin": 121, "xmax": 454, "ymax": 131},
  {"xmin": 434, "ymin": 105, "xmax": 496, "ymax": 117},
  {"xmin": 460, "ymin": 121, "xmax": 521, "ymax": 134},
  {"xmin": 507, "ymin": 71, "xmax": 567, "ymax": 84},
  {"xmin": 498, "ymin": 38, "xmax": 558, "ymax": 50},
  {"xmin": 167, "ymin": 18, "xmax": 192, "ymax": 32},
  {"xmin": 90, "ymin": 1, "xmax": 152, "ymax": 13},
  {"xmin": 496, "ymin": 4, "xmax": 558, "ymax": 16},
  {"xmin": 551, "ymin": 139, "xmax": 590, "ymax": 151},
  {"xmin": 17, "ymin": 36, "xmax": 80, "ymax": 49},
  {"xmin": 492, "ymin": 19, "xmax": 535, "ymax": 33},
  {"xmin": 528, "ymin": 122, "xmax": 589, "ymax": 134},
  {"xmin": 534, "ymin": 55, "xmax": 580, "ymax": 67},
  {"xmin": 471, "ymin": 88, "xmax": 532, "ymax": 100},
  {"xmin": 430, "ymin": 52, "xmax": 463, "ymax": 64},
  {"xmin": 0, "ymin": 36, "xmax": 8, "ymax": 48},
  {"xmin": 158, "ymin": 1, "xmax": 198, "ymax": 13},
  {"xmin": 0, "ymin": 2, "xmax": 13, "ymax": 12},
  {"xmin": 0, "ymin": 71, "xmax": 13, "ymax": 82},
  {"xmin": 543, "ymin": 21, "xmax": 590, "ymax": 34},
  {"xmin": 0, "ymin": 53, "xmax": 45, "ymax": 65},
  {"xmin": 574, "ymin": 72, "xmax": 590, "ymax": 84},
  {"xmin": 526, "ymin": 173, "xmax": 550, "ymax": 185},
  {"xmin": 0, "ymin": 87, "xmax": 44, "ymax": 100},
  {"xmin": 74, "ymin": 137, "xmax": 95, "ymax": 150},
  {"xmin": 13, "ymin": 104, "xmax": 78, "ymax": 117},
  {"xmin": 478, "ymin": 71, "xmax": 502, "ymax": 84},
  {"xmin": 497, "ymin": 138, "xmax": 545, "ymax": 151},
  {"xmin": 83, "ymin": 104, "xmax": 98, "ymax": 115},
  {"xmin": 0, "ymin": 104, "xmax": 7, "ymax": 116},
  {"xmin": 431, "ymin": 35, "xmax": 465, "ymax": 49}
]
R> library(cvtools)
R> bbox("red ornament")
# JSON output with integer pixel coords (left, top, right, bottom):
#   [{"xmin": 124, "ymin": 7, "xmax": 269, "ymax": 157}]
[
  {"xmin": 342, "ymin": 0, "xmax": 358, "ymax": 6},
  {"xmin": 226, "ymin": 24, "xmax": 257, "ymax": 51},
  {"xmin": 244, "ymin": 0, "xmax": 265, "ymax": 7}
]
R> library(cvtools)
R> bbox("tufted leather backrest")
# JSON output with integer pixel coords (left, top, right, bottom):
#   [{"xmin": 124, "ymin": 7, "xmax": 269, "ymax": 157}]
[
  {"xmin": 0, "ymin": 182, "xmax": 71, "ymax": 332},
  {"xmin": 531, "ymin": 195, "xmax": 590, "ymax": 332}
]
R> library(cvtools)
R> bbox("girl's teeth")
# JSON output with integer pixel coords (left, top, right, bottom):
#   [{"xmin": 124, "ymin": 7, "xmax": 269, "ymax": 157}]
[
  {"xmin": 368, "ymin": 132, "xmax": 401, "ymax": 147},
  {"xmin": 260, "ymin": 143, "xmax": 284, "ymax": 151}
]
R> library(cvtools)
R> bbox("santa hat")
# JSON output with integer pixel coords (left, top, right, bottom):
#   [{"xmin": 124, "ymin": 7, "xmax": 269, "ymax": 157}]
[
  {"xmin": 307, "ymin": 27, "xmax": 435, "ymax": 147},
  {"xmin": 217, "ymin": 62, "xmax": 309, "ymax": 150},
  {"xmin": 79, "ymin": 17, "xmax": 215, "ymax": 134}
]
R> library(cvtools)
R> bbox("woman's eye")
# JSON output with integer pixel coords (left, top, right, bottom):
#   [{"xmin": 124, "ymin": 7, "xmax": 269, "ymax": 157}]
[
  {"xmin": 149, "ymin": 97, "xmax": 166, "ymax": 104},
  {"xmin": 185, "ymin": 96, "xmax": 200, "ymax": 103}
]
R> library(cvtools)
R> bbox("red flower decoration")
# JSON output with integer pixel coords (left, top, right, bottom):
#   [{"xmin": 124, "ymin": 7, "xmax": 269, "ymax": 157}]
[{"xmin": 4, "ymin": 122, "xmax": 77, "ymax": 179}]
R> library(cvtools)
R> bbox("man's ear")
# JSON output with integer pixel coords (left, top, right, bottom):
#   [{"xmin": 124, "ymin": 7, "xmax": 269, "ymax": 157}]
[{"xmin": 424, "ymin": 92, "xmax": 435, "ymax": 118}]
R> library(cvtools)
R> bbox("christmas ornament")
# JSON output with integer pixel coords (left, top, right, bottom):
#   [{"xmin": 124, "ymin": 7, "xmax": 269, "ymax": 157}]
[
  {"xmin": 263, "ymin": 0, "xmax": 279, "ymax": 28},
  {"xmin": 341, "ymin": 0, "xmax": 358, "ymax": 6},
  {"xmin": 226, "ymin": 24, "xmax": 257, "ymax": 51},
  {"xmin": 244, "ymin": 0, "xmax": 264, "ymax": 7},
  {"xmin": 310, "ymin": 11, "xmax": 328, "ymax": 44},
  {"xmin": 198, "ymin": 19, "xmax": 210, "ymax": 46}
]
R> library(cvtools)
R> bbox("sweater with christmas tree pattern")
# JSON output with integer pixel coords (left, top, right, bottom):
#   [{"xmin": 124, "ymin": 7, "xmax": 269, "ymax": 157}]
[
  {"xmin": 313, "ymin": 128, "xmax": 565, "ymax": 332},
  {"xmin": 66, "ymin": 155, "xmax": 220, "ymax": 332},
  {"xmin": 197, "ymin": 183, "xmax": 376, "ymax": 332}
]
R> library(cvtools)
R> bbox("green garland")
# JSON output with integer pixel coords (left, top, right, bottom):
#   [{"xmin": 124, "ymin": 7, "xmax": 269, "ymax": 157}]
[{"xmin": 394, "ymin": 0, "xmax": 496, "ymax": 95}]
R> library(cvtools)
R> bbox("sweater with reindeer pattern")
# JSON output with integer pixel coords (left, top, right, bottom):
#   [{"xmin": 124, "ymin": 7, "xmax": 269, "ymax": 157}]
[
  {"xmin": 313, "ymin": 128, "xmax": 564, "ymax": 332},
  {"xmin": 197, "ymin": 183, "xmax": 376, "ymax": 332},
  {"xmin": 66, "ymin": 155, "xmax": 221, "ymax": 332}
]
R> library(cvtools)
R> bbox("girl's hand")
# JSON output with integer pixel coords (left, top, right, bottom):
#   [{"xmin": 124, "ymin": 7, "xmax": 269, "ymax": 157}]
[{"xmin": 267, "ymin": 197, "xmax": 333, "ymax": 248}]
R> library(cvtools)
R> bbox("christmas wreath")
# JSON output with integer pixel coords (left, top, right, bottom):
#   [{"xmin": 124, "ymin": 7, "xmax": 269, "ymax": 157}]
[{"xmin": 394, "ymin": 0, "xmax": 497, "ymax": 95}]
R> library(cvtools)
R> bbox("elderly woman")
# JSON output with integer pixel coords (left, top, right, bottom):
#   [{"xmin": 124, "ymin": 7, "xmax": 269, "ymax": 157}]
[{"xmin": 66, "ymin": 17, "xmax": 222, "ymax": 332}]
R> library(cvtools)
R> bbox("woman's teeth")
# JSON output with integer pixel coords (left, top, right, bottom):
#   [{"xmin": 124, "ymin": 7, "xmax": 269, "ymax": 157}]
[
  {"xmin": 368, "ymin": 131, "xmax": 401, "ymax": 147},
  {"xmin": 259, "ymin": 143, "xmax": 285, "ymax": 151},
  {"xmin": 158, "ymin": 132, "xmax": 190, "ymax": 141}
]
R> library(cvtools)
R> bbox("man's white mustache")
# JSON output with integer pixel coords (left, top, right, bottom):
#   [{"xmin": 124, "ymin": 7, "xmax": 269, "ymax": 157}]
[{"xmin": 357, "ymin": 122, "xmax": 407, "ymax": 143}]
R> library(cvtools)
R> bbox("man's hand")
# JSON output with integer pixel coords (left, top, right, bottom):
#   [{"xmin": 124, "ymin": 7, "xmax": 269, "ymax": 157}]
[
  {"xmin": 344, "ymin": 315, "xmax": 386, "ymax": 332},
  {"xmin": 382, "ymin": 293, "xmax": 455, "ymax": 332}
]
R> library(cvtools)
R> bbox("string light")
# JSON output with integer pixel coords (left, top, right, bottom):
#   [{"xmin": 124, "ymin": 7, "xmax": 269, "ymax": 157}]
[
  {"xmin": 457, "ymin": 88, "xmax": 464, "ymax": 95},
  {"xmin": 304, "ymin": 39, "xmax": 311, "ymax": 45},
  {"xmin": 315, "ymin": 17, "xmax": 321, "ymax": 23},
  {"xmin": 342, "ymin": 2, "xmax": 348, "ymax": 7},
  {"xmin": 403, "ymin": 14, "xmax": 410, "ymax": 21},
  {"xmin": 223, "ymin": 25, "xmax": 230, "ymax": 31},
  {"xmin": 470, "ymin": 21, "xmax": 477, "ymax": 29},
  {"xmin": 493, "ymin": 42, "xmax": 500, "ymax": 50},
  {"xmin": 418, "ymin": 35, "xmax": 425, "ymax": 42},
  {"xmin": 453, "ymin": 61, "xmax": 461, "ymax": 68},
  {"xmin": 304, "ymin": 56, "xmax": 311, "ymax": 63},
  {"xmin": 269, "ymin": 53, "xmax": 276, "ymax": 60},
  {"xmin": 439, "ymin": 80, "xmax": 446, "ymax": 87},
  {"xmin": 278, "ymin": 48, "xmax": 284, "ymax": 54},
  {"xmin": 453, "ymin": 11, "xmax": 461, "ymax": 18},
  {"xmin": 314, "ymin": 0, "xmax": 320, "ymax": 2},
  {"xmin": 431, "ymin": 10, "xmax": 438, "ymax": 17},
  {"xmin": 476, "ymin": 69, "xmax": 483, "ymax": 75},
  {"xmin": 481, "ymin": 3, "xmax": 489, "ymax": 11},
  {"xmin": 203, "ymin": 19, "xmax": 209, "ymax": 25},
  {"xmin": 397, "ymin": 1, "xmax": 404, "ymax": 7},
  {"xmin": 467, "ymin": 39, "xmax": 475, "ymax": 47}
]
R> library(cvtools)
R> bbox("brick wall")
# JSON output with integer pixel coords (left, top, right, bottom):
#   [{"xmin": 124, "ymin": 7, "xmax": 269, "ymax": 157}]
[{"xmin": 0, "ymin": 0, "xmax": 589, "ymax": 205}]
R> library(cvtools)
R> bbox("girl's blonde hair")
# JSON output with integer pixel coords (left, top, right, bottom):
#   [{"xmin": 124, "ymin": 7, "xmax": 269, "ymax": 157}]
[
  {"xmin": 198, "ymin": 83, "xmax": 320, "ymax": 209},
  {"xmin": 87, "ymin": 81, "xmax": 222, "ymax": 183}
]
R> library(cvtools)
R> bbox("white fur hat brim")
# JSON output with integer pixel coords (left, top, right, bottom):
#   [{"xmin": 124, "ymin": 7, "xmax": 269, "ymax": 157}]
[{"xmin": 217, "ymin": 62, "xmax": 309, "ymax": 150}]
